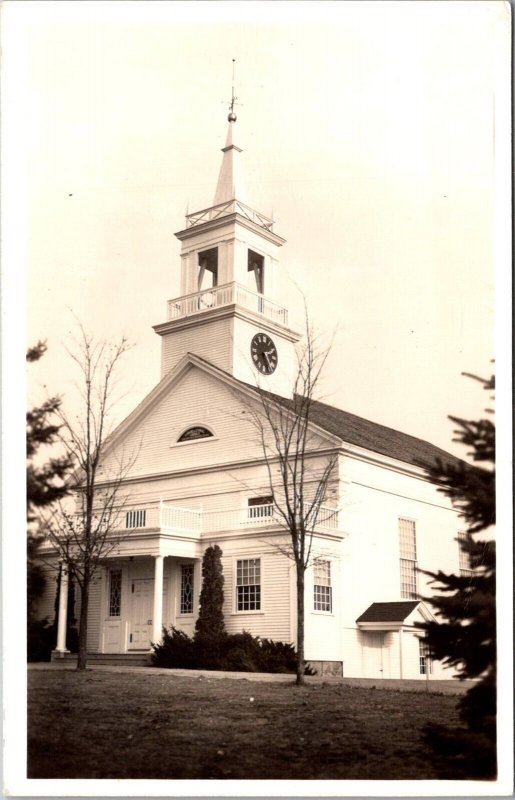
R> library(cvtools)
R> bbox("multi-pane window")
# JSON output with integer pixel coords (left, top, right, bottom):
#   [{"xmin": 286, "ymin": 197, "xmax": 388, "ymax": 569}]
[
  {"xmin": 399, "ymin": 518, "xmax": 418, "ymax": 599},
  {"xmin": 419, "ymin": 638, "xmax": 433, "ymax": 675},
  {"xmin": 313, "ymin": 559, "xmax": 332, "ymax": 612},
  {"xmin": 457, "ymin": 531, "xmax": 474, "ymax": 577},
  {"xmin": 236, "ymin": 558, "xmax": 261, "ymax": 611},
  {"xmin": 180, "ymin": 565, "xmax": 194, "ymax": 614},
  {"xmin": 108, "ymin": 569, "xmax": 122, "ymax": 617},
  {"xmin": 126, "ymin": 509, "xmax": 146, "ymax": 529}
]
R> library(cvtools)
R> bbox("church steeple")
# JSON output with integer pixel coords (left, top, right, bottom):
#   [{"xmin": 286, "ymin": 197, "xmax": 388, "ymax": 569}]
[
  {"xmin": 213, "ymin": 60, "xmax": 245, "ymax": 205},
  {"xmin": 154, "ymin": 71, "xmax": 301, "ymax": 398},
  {"xmin": 213, "ymin": 116, "xmax": 245, "ymax": 206}
]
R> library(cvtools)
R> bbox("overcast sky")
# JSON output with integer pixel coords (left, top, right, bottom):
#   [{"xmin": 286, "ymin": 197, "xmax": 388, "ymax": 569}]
[{"xmin": 6, "ymin": 0, "xmax": 510, "ymax": 459}]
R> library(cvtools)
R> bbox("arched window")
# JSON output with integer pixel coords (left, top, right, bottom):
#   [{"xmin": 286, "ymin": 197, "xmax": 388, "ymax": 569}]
[{"xmin": 177, "ymin": 426, "xmax": 214, "ymax": 443}]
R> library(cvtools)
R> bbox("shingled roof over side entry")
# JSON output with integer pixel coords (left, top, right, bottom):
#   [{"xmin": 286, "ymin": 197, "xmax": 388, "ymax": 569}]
[{"xmin": 356, "ymin": 601, "xmax": 420, "ymax": 624}]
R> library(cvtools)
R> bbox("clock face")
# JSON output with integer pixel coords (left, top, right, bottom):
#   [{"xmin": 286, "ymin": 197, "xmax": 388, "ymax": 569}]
[{"xmin": 250, "ymin": 333, "xmax": 278, "ymax": 375}]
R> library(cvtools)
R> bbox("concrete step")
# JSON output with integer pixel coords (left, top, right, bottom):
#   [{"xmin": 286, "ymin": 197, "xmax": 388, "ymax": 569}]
[{"xmin": 51, "ymin": 652, "xmax": 152, "ymax": 667}]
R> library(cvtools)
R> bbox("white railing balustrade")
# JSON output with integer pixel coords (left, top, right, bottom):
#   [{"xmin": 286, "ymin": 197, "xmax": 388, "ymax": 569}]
[
  {"xmin": 159, "ymin": 504, "xmax": 201, "ymax": 533},
  {"xmin": 247, "ymin": 503, "xmax": 275, "ymax": 523},
  {"xmin": 118, "ymin": 502, "xmax": 339, "ymax": 536},
  {"xmin": 167, "ymin": 281, "xmax": 288, "ymax": 326},
  {"xmin": 186, "ymin": 199, "xmax": 274, "ymax": 232}
]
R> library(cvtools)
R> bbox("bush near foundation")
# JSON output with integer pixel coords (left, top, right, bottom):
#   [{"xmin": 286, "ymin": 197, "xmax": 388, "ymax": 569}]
[
  {"xmin": 27, "ymin": 619, "xmax": 56, "ymax": 662},
  {"xmin": 151, "ymin": 627, "xmax": 316, "ymax": 675},
  {"xmin": 27, "ymin": 618, "xmax": 79, "ymax": 662}
]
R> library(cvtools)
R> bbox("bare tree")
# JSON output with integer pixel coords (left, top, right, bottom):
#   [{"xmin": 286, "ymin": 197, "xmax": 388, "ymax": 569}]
[
  {"xmin": 41, "ymin": 326, "xmax": 135, "ymax": 670},
  {"xmin": 246, "ymin": 323, "xmax": 338, "ymax": 685}
]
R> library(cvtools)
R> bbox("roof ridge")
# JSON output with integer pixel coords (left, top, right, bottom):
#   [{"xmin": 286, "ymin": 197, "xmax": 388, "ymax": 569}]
[{"xmin": 305, "ymin": 395, "xmax": 457, "ymax": 461}]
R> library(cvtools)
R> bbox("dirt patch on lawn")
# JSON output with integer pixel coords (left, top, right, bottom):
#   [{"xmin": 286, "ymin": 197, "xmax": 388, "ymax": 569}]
[{"xmin": 28, "ymin": 667, "xmax": 463, "ymax": 780}]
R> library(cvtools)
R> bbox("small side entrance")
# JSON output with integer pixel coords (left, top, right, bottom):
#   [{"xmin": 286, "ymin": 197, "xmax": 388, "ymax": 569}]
[
  {"xmin": 363, "ymin": 632, "xmax": 391, "ymax": 678},
  {"xmin": 128, "ymin": 578, "xmax": 168, "ymax": 650}
]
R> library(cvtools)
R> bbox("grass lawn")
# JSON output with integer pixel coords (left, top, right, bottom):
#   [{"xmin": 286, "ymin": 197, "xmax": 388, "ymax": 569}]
[{"xmin": 29, "ymin": 667, "xmax": 463, "ymax": 780}]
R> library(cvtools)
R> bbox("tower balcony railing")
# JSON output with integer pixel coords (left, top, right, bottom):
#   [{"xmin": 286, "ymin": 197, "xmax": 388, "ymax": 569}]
[
  {"xmin": 167, "ymin": 281, "xmax": 288, "ymax": 326},
  {"xmin": 118, "ymin": 501, "xmax": 340, "ymax": 536},
  {"xmin": 186, "ymin": 199, "xmax": 274, "ymax": 232}
]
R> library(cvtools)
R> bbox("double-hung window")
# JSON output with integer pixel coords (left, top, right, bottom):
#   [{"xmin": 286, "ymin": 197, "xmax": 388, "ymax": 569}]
[
  {"xmin": 399, "ymin": 518, "xmax": 418, "ymax": 599},
  {"xmin": 313, "ymin": 559, "xmax": 332, "ymax": 612},
  {"xmin": 457, "ymin": 531, "xmax": 474, "ymax": 577},
  {"xmin": 419, "ymin": 638, "xmax": 432, "ymax": 675},
  {"xmin": 236, "ymin": 558, "xmax": 261, "ymax": 611}
]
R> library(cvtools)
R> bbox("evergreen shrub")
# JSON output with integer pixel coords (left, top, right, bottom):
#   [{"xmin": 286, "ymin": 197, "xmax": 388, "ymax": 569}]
[
  {"xmin": 151, "ymin": 627, "xmax": 196, "ymax": 669},
  {"xmin": 151, "ymin": 627, "xmax": 317, "ymax": 674}
]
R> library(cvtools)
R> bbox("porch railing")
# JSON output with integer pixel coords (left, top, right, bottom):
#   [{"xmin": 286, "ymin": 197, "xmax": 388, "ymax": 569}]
[
  {"xmin": 118, "ymin": 501, "xmax": 339, "ymax": 535},
  {"xmin": 166, "ymin": 281, "xmax": 288, "ymax": 326}
]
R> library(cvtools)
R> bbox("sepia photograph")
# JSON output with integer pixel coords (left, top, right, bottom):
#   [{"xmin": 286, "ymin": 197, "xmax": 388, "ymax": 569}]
[{"xmin": 2, "ymin": 0, "xmax": 512, "ymax": 795}]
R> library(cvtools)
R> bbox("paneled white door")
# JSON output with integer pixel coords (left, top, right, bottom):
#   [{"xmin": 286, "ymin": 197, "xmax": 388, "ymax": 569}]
[
  {"xmin": 364, "ymin": 632, "xmax": 385, "ymax": 678},
  {"xmin": 129, "ymin": 579, "xmax": 152, "ymax": 649},
  {"xmin": 129, "ymin": 578, "xmax": 168, "ymax": 650}
]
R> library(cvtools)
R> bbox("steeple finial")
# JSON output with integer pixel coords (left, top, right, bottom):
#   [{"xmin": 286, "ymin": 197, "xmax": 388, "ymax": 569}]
[{"xmin": 228, "ymin": 59, "xmax": 237, "ymax": 122}]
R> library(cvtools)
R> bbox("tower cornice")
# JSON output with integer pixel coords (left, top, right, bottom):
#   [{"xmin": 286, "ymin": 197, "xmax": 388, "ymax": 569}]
[
  {"xmin": 174, "ymin": 211, "xmax": 285, "ymax": 247},
  {"xmin": 153, "ymin": 303, "xmax": 301, "ymax": 343}
]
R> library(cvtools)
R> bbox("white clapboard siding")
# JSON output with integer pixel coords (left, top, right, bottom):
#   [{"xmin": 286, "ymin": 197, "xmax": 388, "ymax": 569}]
[
  {"xmin": 102, "ymin": 369, "xmax": 257, "ymax": 478},
  {"xmin": 102, "ymin": 365, "xmax": 335, "ymax": 483},
  {"xmin": 304, "ymin": 549, "xmax": 343, "ymax": 662},
  {"xmin": 161, "ymin": 317, "xmax": 233, "ymax": 377},
  {"xmin": 220, "ymin": 543, "xmax": 292, "ymax": 643}
]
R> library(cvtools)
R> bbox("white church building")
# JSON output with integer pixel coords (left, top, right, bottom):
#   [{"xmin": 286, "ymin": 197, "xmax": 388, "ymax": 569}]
[{"xmin": 37, "ymin": 102, "xmax": 471, "ymax": 681}]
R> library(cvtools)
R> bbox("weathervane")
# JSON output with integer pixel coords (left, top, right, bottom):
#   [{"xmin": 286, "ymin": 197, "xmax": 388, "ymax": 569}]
[{"xmin": 226, "ymin": 58, "xmax": 241, "ymax": 122}]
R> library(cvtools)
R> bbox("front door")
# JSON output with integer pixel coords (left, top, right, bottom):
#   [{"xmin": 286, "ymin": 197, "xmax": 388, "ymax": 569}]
[
  {"xmin": 129, "ymin": 579, "xmax": 153, "ymax": 649},
  {"xmin": 129, "ymin": 577, "xmax": 168, "ymax": 650},
  {"xmin": 364, "ymin": 632, "xmax": 385, "ymax": 678}
]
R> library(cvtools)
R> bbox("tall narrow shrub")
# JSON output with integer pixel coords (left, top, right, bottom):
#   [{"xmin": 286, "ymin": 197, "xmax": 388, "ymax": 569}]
[{"xmin": 194, "ymin": 544, "xmax": 226, "ymax": 667}]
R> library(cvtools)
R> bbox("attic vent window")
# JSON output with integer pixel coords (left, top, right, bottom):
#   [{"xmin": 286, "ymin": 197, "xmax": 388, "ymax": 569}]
[{"xmin": 178, "ymin": 427, "xmax": 213, "ymax": 443}]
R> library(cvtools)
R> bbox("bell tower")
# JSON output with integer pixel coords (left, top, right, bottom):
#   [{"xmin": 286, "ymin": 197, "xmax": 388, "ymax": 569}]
[{"xmin": 154, "ymin": 78, "xmax": 300, "ymax": 398}]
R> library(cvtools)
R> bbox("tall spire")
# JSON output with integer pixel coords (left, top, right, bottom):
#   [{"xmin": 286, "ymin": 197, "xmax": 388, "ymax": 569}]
[{"xmin": 213, "ymin": 60, "xmax": 246, "ymax": 206}]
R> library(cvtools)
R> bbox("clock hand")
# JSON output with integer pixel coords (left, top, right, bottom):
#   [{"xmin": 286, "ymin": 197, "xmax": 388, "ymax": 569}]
[{"xmin": 263, "ymin": 352, "xmax": 272, "ymax": 369}]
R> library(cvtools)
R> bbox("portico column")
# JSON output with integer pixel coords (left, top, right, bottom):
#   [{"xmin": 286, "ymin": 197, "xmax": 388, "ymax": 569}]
[
  {"xmin": 152, "ymin": 555, "xmax": 164, "ymax": 645},
  {"xmin": 398, "ymin": 627, "xmax": 403, "ymax": 679},
  {"xmin": 54, "ymin": 564, "xmax": 70, "ymax": 656}
]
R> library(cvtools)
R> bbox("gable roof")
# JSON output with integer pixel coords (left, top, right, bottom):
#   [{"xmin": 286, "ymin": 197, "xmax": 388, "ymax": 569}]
[
  {"xmin": 356, "ymin": 601, "xmax": 420, "ymax": 624},
  {"xmin": 99, "ymin": 351, "xmax": 460, "ymax": 476},
  {"xmin": 244, "ymin": 387, "xmax": 462, "ymax": 472}
]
